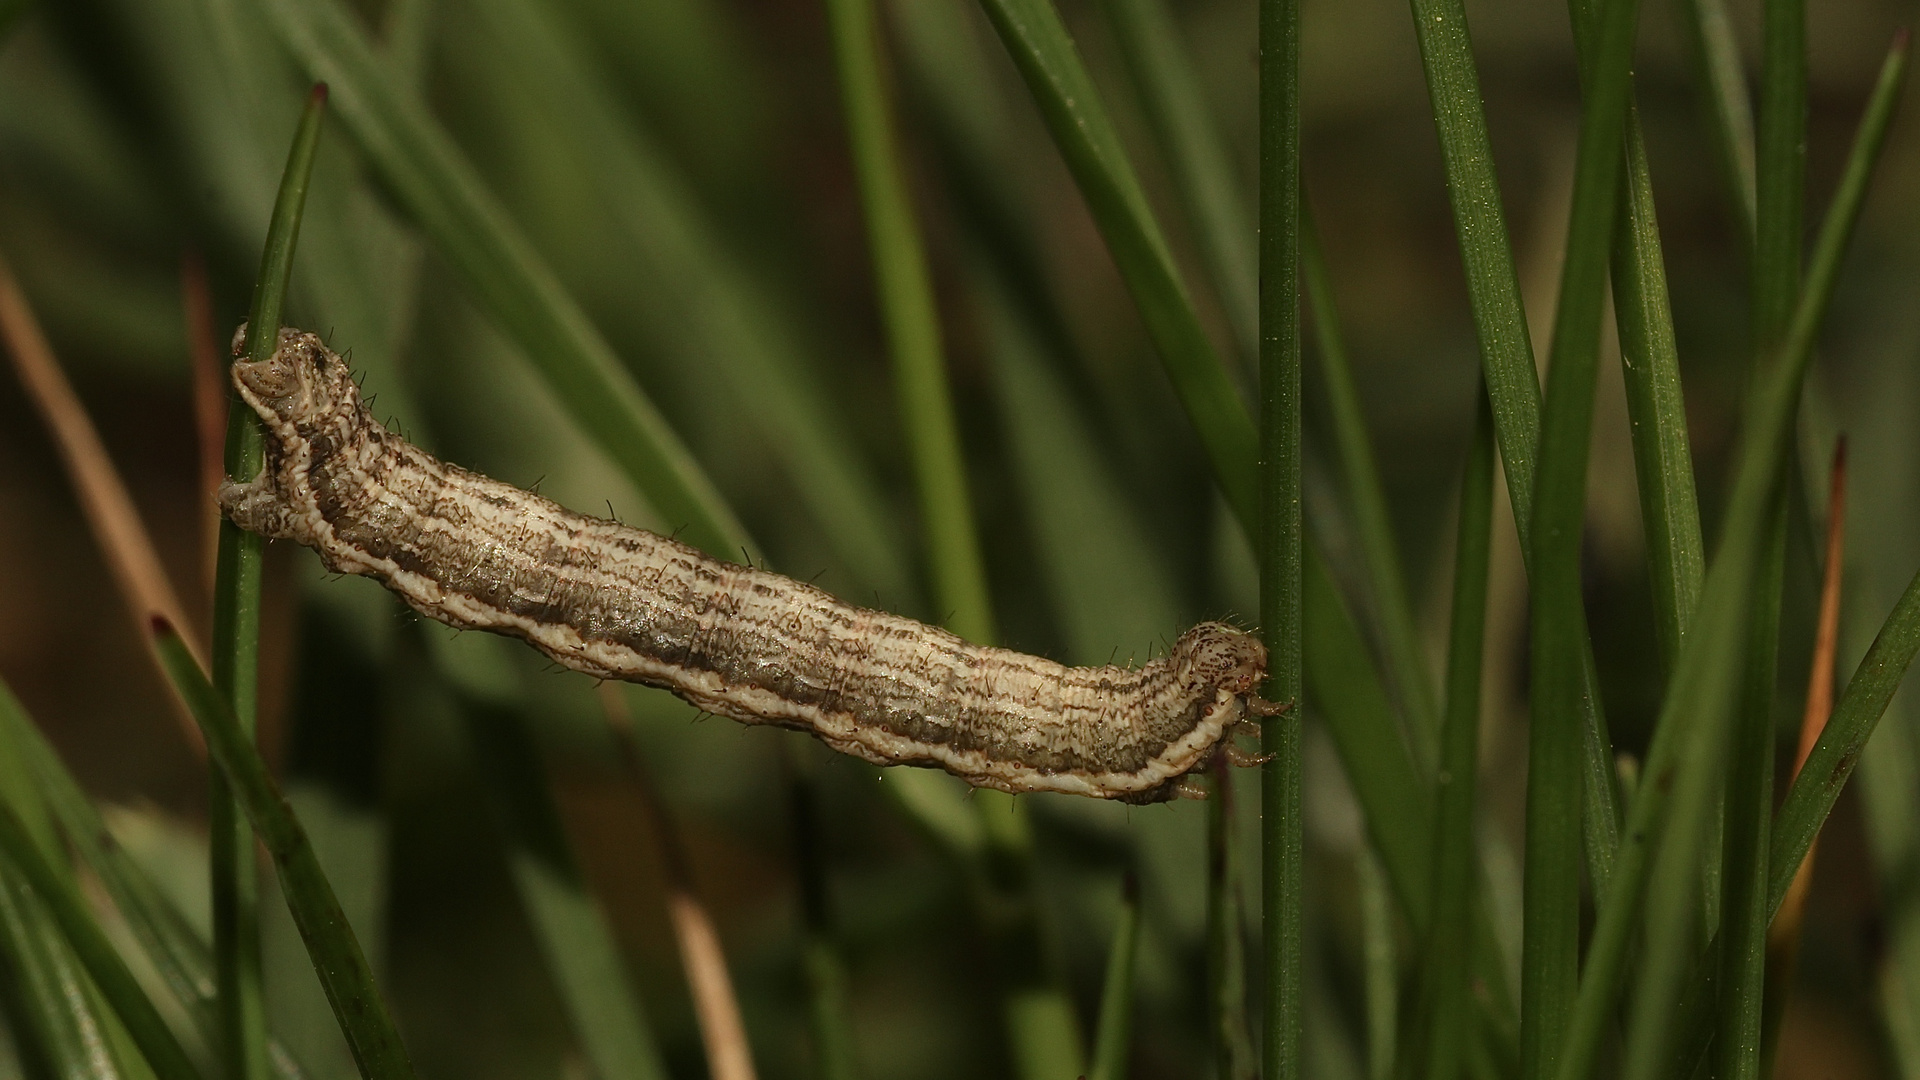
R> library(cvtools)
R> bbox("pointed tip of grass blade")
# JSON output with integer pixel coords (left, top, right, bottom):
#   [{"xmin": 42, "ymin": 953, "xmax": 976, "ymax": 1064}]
[
  {"xmin": 150, "ymin": 613, "xmax": 177, "ymax": 638},
  {"xmin": 310, "ymin": 81, "xmax": 329, "ymax": 104}
]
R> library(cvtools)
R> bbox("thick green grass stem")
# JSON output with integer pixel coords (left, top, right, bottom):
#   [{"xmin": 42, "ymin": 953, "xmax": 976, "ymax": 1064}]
[
  {"xmin": 825, "ymin": 0, "xmax": 993, "ymax": 643},
  {"xmin": 1423, "ymin": 396, "xmax": 1494, "ymax": 1080},
  {"xmin": 212, "ymin": 84, "xmax": 327, "ymax": 1080},
  {"xmin": 153, "ymin": 622, "xmax": 418, "ymax": 1080},
  {"xmin": 1548, "ymin": 34, "xmax": 1909, "ymax": 1080},
  {"xmin": 1259, "ymin": 0, "xmax": 1302, "ymax": 1075},
  {"xmin": 1520, "ymin": 0, "xmax": 1642, "ymax": 1074}
]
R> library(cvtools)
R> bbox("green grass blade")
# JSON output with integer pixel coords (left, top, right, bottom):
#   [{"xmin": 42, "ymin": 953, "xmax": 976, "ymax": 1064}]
[
  {"xmin": 0, "ymin": 800, "xmax": 203, "ymax": 1080},
  {"xmin": 150, "ymin": 622, "xmax": 418, "ymax": 1080},
  {"xmin": 1549, "ymin": 33, "xmax": 1910, "ymax": 1080},
  {"xmin": 1302, "ymin": 216, "xmax": 1441, "ymax": 761},
  {"xmin": 1408, "ymin": 0, "xmax": 1621, "ymax": 900},
  {"xmin": 1773, "ymin": 566, "xmax": 1920, "ymax": 913},
  {"xmin": 1423, "ymin": 395, "xmax": 1495, "ymax": 1080},
  {"xmin": 1357, "ymin": 850, "xmax": 1396, "ymax": 1080},
  {"xmin": 1610, "ymin": 111, "xmax": 1706, "ymax": 669},
  {"xmin": 1087, "ymin": 877, "xmax": 1140, "ymax": 1080},
  {"xmin": 1258, "ymin": 0, "xmax": 1303, "ymax": 1074},
  {"xmin": 1675, "ymin": 0, "xmax": 1758, "ymax": 240},
  {"xmin": 261, "ymin": 0, "xmax": 750, "ymax": 559},
  {"xmin": 458, "ymin": 694, "xmax": 670, "ymax": 1080},
  {"xmin": 459, "ymin": 0, "xmax": 914, "ymax": 601},
  {"xmin": 1100, "ymin": 0, "xmax": 1256, "ymax": 366},
  {"xmin": 970, "ymin": 0, "xmax": 1257, "ymax": 524},
  {"xmin": 1207, "ymin": 780, "xmax": 1253, "ymax": 1080},
  {"xmin": 827, "ymin": 0, "xmax": 991, "ymax": 641},
  {"xmin": 214, "ymin": 84, "xmax": 327, "ymax": 1080},
  {"xmin": 790, "ymin": 772, "xmax": 861, "ymax": 1080},
  {"xmin": 1522, "ymin": 0, "xmax": 1643, "ymax": 1070}
]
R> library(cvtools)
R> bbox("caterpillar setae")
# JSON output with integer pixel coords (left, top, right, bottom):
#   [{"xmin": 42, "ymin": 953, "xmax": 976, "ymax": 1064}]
[{"xmin": 217, "ymin": 328, "xmax": 1283, "ymax": 802}]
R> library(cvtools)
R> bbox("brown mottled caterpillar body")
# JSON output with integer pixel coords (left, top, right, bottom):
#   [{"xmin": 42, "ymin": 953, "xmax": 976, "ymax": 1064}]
[{"xmin": 218, "ymin": 328, "xmax": 1281, "ymax": 801}]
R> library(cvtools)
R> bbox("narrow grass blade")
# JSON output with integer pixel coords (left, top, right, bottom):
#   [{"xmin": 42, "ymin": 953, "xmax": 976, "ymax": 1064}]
[
  {"xmin": 459, "ymin": 0, "xmax": 914, "ymax": 602},
  {"xmin": 1088, "ymin": 877, "xmax": 1140, "ymax": 1080},
  {"xmin": 1302, "ymin": 216, "xmax": 1441, "ymax": 760},
  {"xmin": 1522, "ymin": 0, "xmax": 1643, "ymax": 1069},
  {"xmin": 1357, "ymin": 850, "xmax": 1396, "ymax": 1080},
  {"xmin": 214, "ymin": 83, "xmax": 328, "ymax": 1080},
  {"xmin": 0, "ymin": 800, "xmax": 203, "ymax": 1080},
  {"xmin": 971, "ymin": 0, "xmax": 1258, "ymax": 522},
  {"xmin": 150, "ymin": 621, "xmax": 418, "ymax": 1080},
  {"xmin": 1408, "ymin": 0, "xmax": 1621, "ymax": 896},
  {"xmin": 262, "ymin": 0, "xmax": 750, "ymax": 559},
  {"xmin": 457, "ymin": 690, "xmax": 669, "ymax": 1080},
  {"xmin": 1207, "ymin": 770, "xmax": 1253, "ymax": 1080},
  {"xmin": 785, "ymin": 762, "xmax": 862, "ymax": 1080},
  {"xmin": 1610, "ymin": 116, "xmax": 1707, "ymax": 668},
  {"xmin": 1760, "ymin": 442, "xmax": 1850, "ymax": 1075},
  {"xmin": 827, "ymin": 0, "xmax": 991, "ymax": 641},
  {"xmin": 1550, "ymin": 33, "xmax": 1910, "ymax": 1080},
  {"xmin": 1422, "ymin": 396, "xmax": 1494, "ymax": 1080},
  {"xmin": 1100, "ymin": 0, "xmax": 1256, "ymax": 365},
  {"xmin": 1675, "ymin": 0, "xmax": 1758, "ymax": 241}
]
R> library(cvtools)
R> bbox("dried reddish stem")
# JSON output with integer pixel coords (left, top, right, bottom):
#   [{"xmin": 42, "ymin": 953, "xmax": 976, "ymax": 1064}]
[{"xmin": 0, "ymin": 247, "xmax": 206, "ymax": 754}]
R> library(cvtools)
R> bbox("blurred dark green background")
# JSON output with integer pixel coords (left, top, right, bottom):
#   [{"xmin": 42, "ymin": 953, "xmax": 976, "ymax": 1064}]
[{"xmin": 0, "ymin": 0, "xmax": 1915, "ymax": 1075}]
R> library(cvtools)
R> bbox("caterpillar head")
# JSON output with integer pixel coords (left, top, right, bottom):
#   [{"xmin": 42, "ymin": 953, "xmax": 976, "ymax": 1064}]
[
  {"xmin": 229, "ymin": 325, "xmax": 361, "ymax": 429},
  {"xmin": 1172, "ymin": 622, "xmax": 1267, "ymax": 696}
]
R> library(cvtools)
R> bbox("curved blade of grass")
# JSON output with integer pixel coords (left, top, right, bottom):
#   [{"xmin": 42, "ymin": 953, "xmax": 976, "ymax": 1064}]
[
  {"xmin": 150, "ymin": 621, "xmax": 417, "ymax": 1080},
  {"xmin": 1422, "ymin": 394, "xmax": 1494, "ymax": 1080},
  {"xmin": 970, "ymin": 0, "xmax": 1257, "ymax": 522},
  {"xmin": 458, "ymin": 691, "xmax": 669, "ymax": 1080},
  {"xmin": 1521, "ymin": 0, "xmax": 1643, "ymax": 1070},
  {"xmin": 828, "ymin": 0, "xmax": 991, "ymax": 642},
  {"xmin": 261, "ymin": 0, "xmax": 750, "ymax": 559},
  {"xmin": 0, "ymin": 679, "xmax": 313, "ymax": 1080},
  {"xmin": 1550, "ymin": 34, "xmax": 1909, "ymax": 1080},
  {"xmin": 1259, "ymin": 0, "xmax": 1304, "ymax": 1074},
  {"xmin": 214, "ymin": 84, "xmax": 328, "ymax": 1080},
  {"xmin": 0, "ymin": 801, "xmax": 203, "ymax": 1080},
  {"xmin": 459, "ymin": 0, "xmax": 914, "ymax": 601},
  {"xmin": 1087, "ymin": 877, "xmax": 1140, "ymax": 1080},
  {"xmin": 1409, "ymin": 0, "xmax": 1623, "ymax": 898},
  {"xmin": 1100, "ymin": 0, "xmax": 1255, "ymax": 368}
]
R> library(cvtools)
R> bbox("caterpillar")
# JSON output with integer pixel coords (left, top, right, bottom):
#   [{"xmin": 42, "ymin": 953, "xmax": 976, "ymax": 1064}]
[{"xmin": 217, "ymin": 328, "xmax": 1283, "ymax": 802}]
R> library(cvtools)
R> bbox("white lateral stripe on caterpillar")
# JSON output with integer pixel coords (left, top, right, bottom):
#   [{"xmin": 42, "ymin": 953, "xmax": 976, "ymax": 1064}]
[{"xmin": 217, "ymin": 327, "xmax": 1281, "ymax": 802}]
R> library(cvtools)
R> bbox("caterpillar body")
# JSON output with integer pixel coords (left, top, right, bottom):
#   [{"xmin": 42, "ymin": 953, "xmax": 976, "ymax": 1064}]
[{"xmin": 218, "ymin": 328, "xmax": 1281, "ymax": 802}]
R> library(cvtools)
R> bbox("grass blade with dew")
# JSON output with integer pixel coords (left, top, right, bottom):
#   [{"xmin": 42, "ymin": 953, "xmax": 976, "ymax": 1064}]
[
  {"xmin": 1100, "ymin": 0, "xmax": 1256, "ymax": 368},
  {"xmin": 262, "ymin": 0, "xmax": 751, "ymax": 560},
  {"xmin": 214, "ymin": 84, "xmax": 327, "ymax": 1080},
  {"xmin": 1088, "ymin": 876, "xmax": 1141, "ymax": 1080},
  {"xmin": 1421, "ymin": 395, "xmax": 1495, "ymax": 1080},
  {"xmin": 969, "ymin": 0, "xmax": 1258, "ymax": 522},
  {"xmin": 1407, "ymin": 0, "xmax": 1622, "ymax": 898},
  {"xmin": 1551, "ymin": 33, "xmax": 1910, "ymax": 1080},
  {"xmin": 1258, "ymin": 0, "xmax": 1304, "ymax": 1075},
  {"xmin": 827, "ymin": 0, "xmax": 1090, "ymax": 1071},
  {"xmin": 1716, "ymin": 1, "xmax": 1810, "ymax": 1071},
  {"xmin": 1521, "ymin": 0, "xmax": 1644, "ymax": 1071},
  {"xmin": 150, "ymin": 619, "xmax": 418, "ymax": 1080}
]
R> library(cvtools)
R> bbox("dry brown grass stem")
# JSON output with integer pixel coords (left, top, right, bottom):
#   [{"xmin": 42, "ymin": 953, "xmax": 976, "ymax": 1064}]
[
  {"xmin": 598, "ymin": 683, "xmax": 761, "ymax": 1080},
  {"xmin": 0, "ymin": 246, "xmax": 208, "ymax": 755}
]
